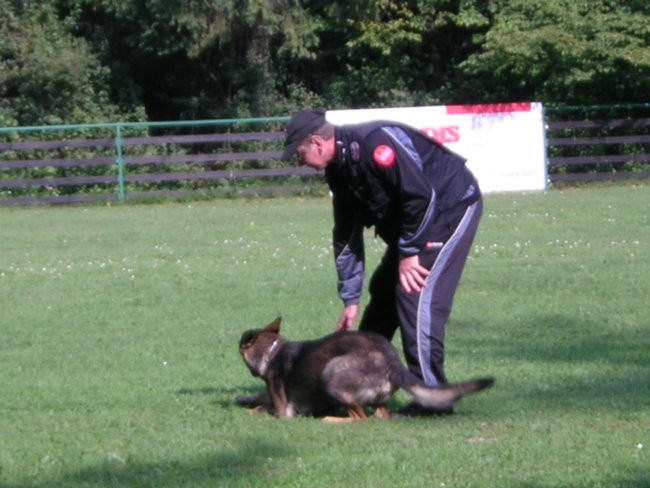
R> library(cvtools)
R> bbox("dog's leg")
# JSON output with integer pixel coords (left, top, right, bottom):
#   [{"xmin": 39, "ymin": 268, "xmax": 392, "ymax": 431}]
[
  {"xmin": 348, "ymin": 404, "xmax": 368, "ymax": 420},
  {"xmin": 373, "ymin": 406, "xmax": 390, "ymax": 420},
  {"xmin": 268, "ymin": 378, "xmax": 294, "ymax": 418},
  {"xmin": 247, "ymin": 405, "xmax": 267, "ymax": 415},
  {"xmin": 322, "ymin": 404, "xmax": 368, "ymax": 423},
  {"xmin": 322, "ymin": 416, "xmax": 354, "ymax": 423}
]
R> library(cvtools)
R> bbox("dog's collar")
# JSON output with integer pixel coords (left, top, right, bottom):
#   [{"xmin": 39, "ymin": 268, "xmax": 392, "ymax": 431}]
[{"xmin": 258, "ymin": 338, "xmax": 281, "ymax": 377}]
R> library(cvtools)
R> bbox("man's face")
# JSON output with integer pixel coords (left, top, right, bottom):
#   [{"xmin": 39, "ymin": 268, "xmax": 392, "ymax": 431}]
[{"xmin": 296, "ymin": 135, "xmax": 330, "ymax": 171}]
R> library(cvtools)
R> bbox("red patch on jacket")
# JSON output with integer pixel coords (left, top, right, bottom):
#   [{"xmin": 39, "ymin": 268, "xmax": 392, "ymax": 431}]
[{"xmin": 373, "ymin": 145, "xmax": 395, "ymax": 167}]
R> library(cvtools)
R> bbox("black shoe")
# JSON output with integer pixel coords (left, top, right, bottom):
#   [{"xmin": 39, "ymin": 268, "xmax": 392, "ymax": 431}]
[{"xmin": 395, "ymin": 402, "xmax": 454, "ymax": 417}]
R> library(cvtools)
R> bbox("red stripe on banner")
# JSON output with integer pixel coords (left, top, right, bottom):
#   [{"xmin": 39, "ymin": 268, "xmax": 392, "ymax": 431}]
[{"xmin": 446, "ymin": 103, "xmax": 532, "ymax": 115}]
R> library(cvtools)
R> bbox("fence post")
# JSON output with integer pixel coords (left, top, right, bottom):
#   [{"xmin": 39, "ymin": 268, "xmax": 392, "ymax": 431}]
[{"xmin": 115, "ymin": 123, "xmax": 126, "ymax": 202}]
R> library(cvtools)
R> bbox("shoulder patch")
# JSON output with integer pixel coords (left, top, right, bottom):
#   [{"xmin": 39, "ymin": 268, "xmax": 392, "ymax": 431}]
[{"xmin": 373, "ymin": 145, "xmax": 395, "ymax": 167}]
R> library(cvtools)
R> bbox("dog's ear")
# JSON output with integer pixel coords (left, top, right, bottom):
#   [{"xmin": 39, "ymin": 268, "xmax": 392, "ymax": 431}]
[
  {"xmin": 265, "ymin": 316, "xmax": 281, "ymax": 334},
  {"xmin": 239, "ymin": 329, "xmax": 257, "ymax": 349}
]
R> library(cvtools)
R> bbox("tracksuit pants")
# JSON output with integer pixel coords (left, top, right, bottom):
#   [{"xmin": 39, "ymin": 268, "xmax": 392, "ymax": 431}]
[{"xmin": 358, "ymin": 197, "xmax": 483, "ymax": 387}]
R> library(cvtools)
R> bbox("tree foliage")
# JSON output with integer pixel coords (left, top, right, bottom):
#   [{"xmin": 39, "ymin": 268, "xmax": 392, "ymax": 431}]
[
  {"xmin": 53, "ymin": 0, "xmax": 322, "ymax": 120},
  {"xmin": 295, "ymin": 0, "xmax": 497, "ymax": 107},
  {"xmin": 1, "ymin": 0, "xmax": 648, "ymax": 125},
  {"xmin": 0, "ymin": 0, "xmax": 144, "ymax": 126},
  {"xmin": 456, "ymin": 0, "xmax": 650, "ymax": 104}
]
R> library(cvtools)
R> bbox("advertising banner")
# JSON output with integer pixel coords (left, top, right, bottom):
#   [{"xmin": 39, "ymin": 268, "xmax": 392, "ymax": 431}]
[{"xmin": 327, "ymin": 103, "xmax": 547, "ymax": 193}]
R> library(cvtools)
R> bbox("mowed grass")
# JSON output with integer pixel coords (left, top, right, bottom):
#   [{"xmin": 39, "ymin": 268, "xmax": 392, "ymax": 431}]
[{"xmin": 0, "ymin": 183, "xmax": 648, "ymax": 488}]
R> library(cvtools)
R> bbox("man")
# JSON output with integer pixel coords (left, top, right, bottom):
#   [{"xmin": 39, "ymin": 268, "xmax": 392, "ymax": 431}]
[{"xmin": 281, "ymin": 108, "xmax": 483, "ymax": 413}]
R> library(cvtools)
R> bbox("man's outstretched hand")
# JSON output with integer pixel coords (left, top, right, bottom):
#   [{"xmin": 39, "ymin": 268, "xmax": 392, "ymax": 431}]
[{"xmin": 335, "ymin": 303, "xmax": 359, "ymax": 332}]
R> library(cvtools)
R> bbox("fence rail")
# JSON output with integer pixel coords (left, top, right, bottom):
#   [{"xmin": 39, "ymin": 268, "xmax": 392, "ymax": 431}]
[
  {"xmin": 0, "ymin": 118, "xmax": 310, "ymax": 205},
  {"xmin": 1, "ymin": 107, "xmax": 649, "ymax": 205},
  {"xmin": 545, "ymin": 109, "xmax": 650, "ymax": 183}
]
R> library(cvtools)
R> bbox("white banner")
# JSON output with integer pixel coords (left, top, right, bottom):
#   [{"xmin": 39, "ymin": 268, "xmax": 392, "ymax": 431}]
[{"xmin": 327, "ymin": 103, "xmax": 547, "ymax": 193}]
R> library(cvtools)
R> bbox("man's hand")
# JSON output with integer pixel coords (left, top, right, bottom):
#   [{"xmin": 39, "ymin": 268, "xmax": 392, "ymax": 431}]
[
  {"xmin": 336, "ymin": 304, "xmax": 359, "ymax": 332},
  {"xmin": 399, "ymin": 255, "xmax": 430, "ymax": 293}
]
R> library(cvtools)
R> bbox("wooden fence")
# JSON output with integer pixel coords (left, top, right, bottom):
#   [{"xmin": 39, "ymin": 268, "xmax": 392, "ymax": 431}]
[
  {"xmin": 1, "ymin": 109, "xmax": 649, "ymax": 205},
  {"xmin": 545, "ymin": 111, "xmax": 650, "ymax": 183},
  {"xmin": 0, "ymin": 118, "xmax": 322, "ymax": 205}
]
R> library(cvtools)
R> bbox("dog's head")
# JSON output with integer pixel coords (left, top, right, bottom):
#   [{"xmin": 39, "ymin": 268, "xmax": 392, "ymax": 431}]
[{"xmin": 239, "ymin": 317, "xmax": 283, "ymax": 379}]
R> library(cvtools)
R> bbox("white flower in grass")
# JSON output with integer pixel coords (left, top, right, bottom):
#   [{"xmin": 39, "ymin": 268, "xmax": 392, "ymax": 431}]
[{"xmin": 107, "ymin": 452, "xmax": 126, "ymax": 467}]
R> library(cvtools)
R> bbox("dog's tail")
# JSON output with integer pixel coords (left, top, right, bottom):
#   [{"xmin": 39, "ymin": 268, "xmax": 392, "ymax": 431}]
[
  {"xmin": 393, "ymin": 368, "xmax": 495, "ymax": 410},
  {"xmin": 411, "ymin": 378, "xmax": 495, "ymax": 410}
]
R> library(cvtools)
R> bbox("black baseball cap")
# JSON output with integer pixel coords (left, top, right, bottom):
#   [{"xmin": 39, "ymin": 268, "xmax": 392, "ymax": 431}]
[{"xmin": 281, "ymin": 108, "xmax": 327, "ymax": 160}]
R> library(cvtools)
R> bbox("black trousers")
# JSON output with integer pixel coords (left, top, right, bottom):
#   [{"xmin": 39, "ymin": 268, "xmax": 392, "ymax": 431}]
[{"xmin": 359, "ymin": 198, "xmax": 483, "ymax": 386}]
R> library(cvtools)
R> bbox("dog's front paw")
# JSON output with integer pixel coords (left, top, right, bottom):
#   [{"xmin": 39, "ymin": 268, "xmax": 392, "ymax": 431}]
[
  {"xmin": 235, "ymin": 391, "xmax": 271, "ymax": 408},
  {"xmin": 248, "ymin": 405, "xmax": 267, "ymax": 415}
]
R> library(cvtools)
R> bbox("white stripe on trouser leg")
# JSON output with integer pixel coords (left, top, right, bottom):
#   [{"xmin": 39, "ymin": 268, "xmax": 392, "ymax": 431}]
[{"xmin": 416, "ymin": 201, "xmax": 481, "ymax": 386}]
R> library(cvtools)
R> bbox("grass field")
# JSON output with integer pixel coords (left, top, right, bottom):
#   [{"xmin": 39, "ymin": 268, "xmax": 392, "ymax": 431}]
[{"xmin": 1, "ymin": 183, "xmax": 648, "ymax": 487}]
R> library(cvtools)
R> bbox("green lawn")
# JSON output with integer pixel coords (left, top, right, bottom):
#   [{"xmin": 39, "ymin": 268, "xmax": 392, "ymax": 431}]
[{"xmin": 1, "ymin": 183, "xmax": 648, "ymax": 487}]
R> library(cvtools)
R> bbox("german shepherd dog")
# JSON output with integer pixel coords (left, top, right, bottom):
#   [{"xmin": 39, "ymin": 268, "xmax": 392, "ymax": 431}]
[{"xmin": 238, "ymin": 317, "xmax": 494, "ymax": 421}]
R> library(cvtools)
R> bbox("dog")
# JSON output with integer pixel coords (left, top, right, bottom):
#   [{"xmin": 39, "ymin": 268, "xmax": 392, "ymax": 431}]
[{"xmin": 238, "ymin": 317, "xmax": 494, "ymax": 421}]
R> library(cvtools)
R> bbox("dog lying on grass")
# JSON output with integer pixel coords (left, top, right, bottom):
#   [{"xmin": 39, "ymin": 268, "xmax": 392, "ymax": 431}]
[{"xmin": 238, "ymin": 317, "xmax": 494, "ymax": 421}]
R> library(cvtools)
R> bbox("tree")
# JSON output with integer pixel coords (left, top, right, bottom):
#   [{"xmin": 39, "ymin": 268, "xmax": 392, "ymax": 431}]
[
  {"xmin": 0, "ymin": 0, "xmax": 143, "ymax": 126},
  {"xmin": 2, "ymin": 0, "xmax": 649, "ymax": 128},
  {"xmin": 57, "ymin": 0, "xmax": 322, "ymax": 120},
  {"xmin": 296, "ymin": 0, "xmax": 498, "ymax": 107},
  {"xmin": 455, "ymin": 0, "xmax": 650, "ymax": 104}
]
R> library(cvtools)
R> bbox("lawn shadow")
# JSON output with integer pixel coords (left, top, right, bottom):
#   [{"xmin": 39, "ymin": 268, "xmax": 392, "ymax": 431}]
[
  {"xmin": 1, "ymin": 437, "xmax": 292, "ymax": 488},
  {"xmin": 456, "ymin": 313, "xmax": 650, "ymax": 413},
  {"xmin": 512, "ymin": 470, "xmax": 650, "ymax": 488},
  {"xmin": 498, "ymin": 313, "xmax": 647, "ymax": 366},
  {"xmin": 176, "ymin": 384, "xmax": 266, "ymax": 409}
]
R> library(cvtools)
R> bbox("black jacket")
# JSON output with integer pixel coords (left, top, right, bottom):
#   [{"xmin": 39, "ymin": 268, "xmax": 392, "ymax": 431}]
[{"xmin": 325, "ymin": 120, "xmax": 479, "ymax": 305}]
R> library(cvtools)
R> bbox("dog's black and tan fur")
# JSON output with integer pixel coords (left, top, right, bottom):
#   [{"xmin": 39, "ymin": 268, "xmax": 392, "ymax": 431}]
[{"xmin": 239, "ymin": 317, "xmax": 494, "ymax": 421}]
